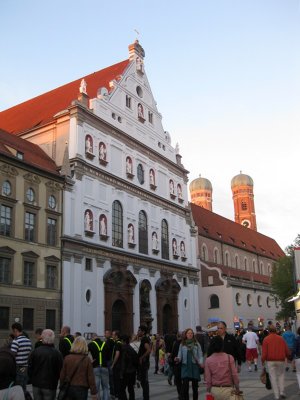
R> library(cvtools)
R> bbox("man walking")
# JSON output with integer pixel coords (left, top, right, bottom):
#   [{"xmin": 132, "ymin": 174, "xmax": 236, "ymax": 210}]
[
  {"xmin": 28, "ymin": 329, "xmax": 63, "ymax": 400},
  {"xmin": 242, "ymin": 324, "xmax": 260, "ymax": 371},
  {"xmin": 137, "ymin": 325, "xmax": 151, "ymax": 400},
  {"xmin": 207, "ymin": 321, "xmax": 242, "ymax": 372},
  {"xmin": 10, "ymin": 323, "xmax": 32, "ymax": 394},
  {"xmin": 58, "ymin": 325, "xmax": 74, "ymax": 358},
  {"xmin": 262, "ymin": 324, "xmax": 290, "ymax": 400},
  {"xmin": 88, "ymin": 333, "xmax": 110, "ymax": 400}
]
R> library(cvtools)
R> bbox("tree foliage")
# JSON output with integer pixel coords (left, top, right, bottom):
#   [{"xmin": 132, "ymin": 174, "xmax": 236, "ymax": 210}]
[{"xmin": 271, "ymin": 234, "xmax": 300, "ymax": 320}]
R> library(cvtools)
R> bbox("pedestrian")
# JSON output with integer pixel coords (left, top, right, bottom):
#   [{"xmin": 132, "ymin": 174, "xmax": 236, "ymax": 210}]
[
  {"xmin": 129, "ymin": 334, "xmax": 141, "ymax": 389},
  {"xmin": 137, "ymin": 325, "xmax": 151, "ymax": 400},
  {"xmin": 293, "ymin": 326, "xmax": 300, "ymax": 392},
  {"xmin": 59, "ymin": 336, "xmax": 97, "ymax": 400},
  {"xmin": 242, "ymin": 324, "xmax": 260, "ymax": 372},
  {"xmin": 119, "ymin": 334, "xmax": 139, "ymax": 400},
  {"xmin": 261, "ymin": 324, "xmax": 290, "ymax": 400},
  {"xmin": 0, "ymin": 346, "xmax": 25, "ymax": 400},
  {"xmin": 164, "ymin": 331, "xmax": 177, "ymax": 386},
  {"xmin": 28, "ymin": 329, "xmax": 63, "ymax": 400},
  {"xmin": 282, "ymin": 324, "xmax": 296, "ymax": 372},
  {"xmin": 104, "ymin": 330, "xmax": 115, "ymax": 399},
  {"xmin": 10, "ymin": 322, "xmax": 32, "ymax": 394},
  {"xmin": 205, "ymin": 335, "xmax": 240, "ymax": 400},
  {"xmin": 171, "ymin": 332, "xmax": 183, "ymax": 398},
  {"xmin": 207, "ymin": 321, "xmax": 242, "ymax": 372},
  {"xmin": 59, "ymin": 326, "xmax": 74, "ymax": 359},
  {"xmin": 195, "ymin": 326, "xmax": 209, "ymax": 356},
  {"xmin": 111, "ymin": 330, "xmax": 122, "ymax": 400},
  {"xmin": 175, "ymin": 328, "xmax": 203, "ymax": 400},
  {"xmin": 88, "ymin": 333, "xmax": 110, "ymax": 400},
  {"xmin": 34, "ymin": 329, "xmax": 43, "ymax": 349}
]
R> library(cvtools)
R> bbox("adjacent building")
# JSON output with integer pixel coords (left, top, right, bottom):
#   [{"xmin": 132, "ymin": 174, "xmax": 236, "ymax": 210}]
[{"xmin": 0, "ymin": 129, "xmax": 64, "ymax": 341}]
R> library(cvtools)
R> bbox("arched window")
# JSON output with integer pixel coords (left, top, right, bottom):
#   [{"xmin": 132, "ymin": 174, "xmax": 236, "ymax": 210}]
[
  {"xmin": 247, "ymin": 294, "xmax": 252, "ymax": 306},
  {"xmin": 252, "ymin": 260, "xmax": 256, "ymax": 273},
  {"xmin": 235, "ymin": 255, "xmax": 239, "ymax": 269},
  {"xmin": 260, "ymin": 262, "xmax": 264, "ymax": 274},
  {"xmin": 241, "ymin": 201, "xmax": 247, "ymax": 210},
  {"xmin": 161, "ymin": 219, "xmax": 169, "ymax": 260},
  {"xmin": 225, "ymin": 252, "xmax": 230, "ymax": 267},
  {"xmin": 138, "ymin": 211, "xmax": 148, "ymax": 254},
  {"xmin": 210, "ymin": 294, "xmax": 219, "ymax": 309},
  {"xmin": 236, "ymin": 293, "xmax": 242, "ymax": 305},
  {"xmin": 244, "ymin": 257, "xmax": 248, "ymax": 271},
  {"xmin": 201, "ymin": 245, "xmax": 208, "ymax": 261},
  {"xmin": 213, "ymin": 248, "xmax": 219, "ymax": 264},
  {"xmin": 112, "ymin": 201, "xmax": 123, "ymax": 248}
]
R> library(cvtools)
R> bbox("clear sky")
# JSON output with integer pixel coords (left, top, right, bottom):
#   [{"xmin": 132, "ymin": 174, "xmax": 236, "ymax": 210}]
[{"xmin": 1, "ymin": 0, "xmax": 299, "ymax": 250}]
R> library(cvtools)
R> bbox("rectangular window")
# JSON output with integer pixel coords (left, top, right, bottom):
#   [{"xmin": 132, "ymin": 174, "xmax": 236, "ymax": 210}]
[
  {"xmin": 183, "ymin": 277, "xmax": 187, "ymax": 287},
  {"xmin": 0, "ymin": 306, "xmax": 9, "ymax": 329},
  {"xmin": 46, "ymin": 265, "xmax": 57, "ymax": 289},
  {"xmin": 0, "ymin": 205, "xmax": 12, "ymax": 236},
  {"xmin": 126, "ymin": 95, "xmax": 131, "ymax": 109},
  {"xmin": 46, "ymin": 309, "xmax": 56, "ymax": 330},
  {"xmin": 47, "ymin": 218, "xmax": 57, "ymax": 246},
  {"xmin": 0, "ymin": 257, "xmax": 10, "ymax": 284},
  {"xmin": 85, "ymin": 258, "xmax": 92, "ymax": 271},
  {"xmin": 24, "ymin": 261, "xmax": 35, "ymax": 286},
  {"xmin": 23, "ymin": 308, "xmax": 34, "ymax": 331},
  {"xmin": 25, "ymin": 212, "xmax": 35, "ymax": 242}
]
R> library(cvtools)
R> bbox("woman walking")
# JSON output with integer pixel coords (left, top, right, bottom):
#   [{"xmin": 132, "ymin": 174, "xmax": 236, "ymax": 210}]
[
  {"xmin": 205, "ymin": 336, "xmax": 240, "ymax": 400},
  {"xmin": 59, "ymin": 336, "xmax": 97, "ymax": 400},
  {"xmin": 175, "ymin": 328, "xmax": 203, "ymax": 400}
]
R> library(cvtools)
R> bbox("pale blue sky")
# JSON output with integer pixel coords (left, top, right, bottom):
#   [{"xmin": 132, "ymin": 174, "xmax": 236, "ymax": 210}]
[{"xmin": 1, "ymin": 0, "xmax": 300, "ymax": 250}]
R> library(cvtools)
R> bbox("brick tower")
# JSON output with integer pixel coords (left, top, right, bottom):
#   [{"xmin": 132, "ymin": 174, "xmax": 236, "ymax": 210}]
[
  {"xmin": 189, "ymin": 175, "xmax": 213, "ymax": 211},
  {"xmin": 231, "ymin": 172, "xmax": 257, "ymax": 230}
]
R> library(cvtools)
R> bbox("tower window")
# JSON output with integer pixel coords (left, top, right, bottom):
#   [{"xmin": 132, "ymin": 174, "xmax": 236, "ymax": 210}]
[{"xmin": 241, "ymin": 201, "xmax": 247, "ymax": 210}]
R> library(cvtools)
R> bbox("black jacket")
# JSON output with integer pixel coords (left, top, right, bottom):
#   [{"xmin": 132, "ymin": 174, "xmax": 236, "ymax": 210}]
[
  {"xmin": 0, "ymin": 348, "xmax": 16, "ymax": 390},
  {"xmin": 88, "ymin": 338, "xmax": 110, "ymax": 368},
  {"xmin": 207, "ymin": 333, "xmax": 242, "ymax": 365},
  {"xmin": 59, "ymin": 335, "xmax": 74, "ymax": 358},
  {"xmin": 28, "ymin": 344, "xmax": 63, "ymax": 390}
]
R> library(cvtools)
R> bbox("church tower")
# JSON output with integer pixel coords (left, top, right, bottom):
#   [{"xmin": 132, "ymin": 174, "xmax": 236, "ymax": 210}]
[
  {"xmin": 231, "ymin": 172, "xmax": 257, "ymax": 231},
  {"xmin": 189, "ymin": 175, "xmax": 213, "ymax": 211}
]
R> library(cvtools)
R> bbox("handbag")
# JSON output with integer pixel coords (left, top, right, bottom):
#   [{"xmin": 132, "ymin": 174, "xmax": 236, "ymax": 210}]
[
  {"xmin": 57, "ymin": 356, "xmax": 86, "ymax": 400},
  {"xmin": 260, "ymin": 367, "xmax": 271, "ymax": 390},
  {"xmin": 228, "ymin": 355, "xmax": 244, "ymax": 400}
]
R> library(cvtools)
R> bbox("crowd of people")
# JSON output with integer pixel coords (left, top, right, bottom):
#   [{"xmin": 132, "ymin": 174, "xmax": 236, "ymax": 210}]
[{"xmin": 1, "ymin": 321, "xmax": 300, "ymax": 400}]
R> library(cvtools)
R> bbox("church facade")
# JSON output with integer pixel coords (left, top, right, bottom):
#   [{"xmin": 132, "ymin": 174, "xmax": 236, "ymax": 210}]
[{"xmin": 0, "ymin": 41, "xmax": 199, "ymax": 336}]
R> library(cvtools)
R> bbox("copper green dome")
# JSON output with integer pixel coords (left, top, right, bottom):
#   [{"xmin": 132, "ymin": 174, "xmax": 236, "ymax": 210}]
[
  {"xmin": 189, "ymin": 176, "xmax": 212, "ymax": 192},
  {"xmin": 231, "ymin": 172, "xmax": 253, "ymax": 188}
]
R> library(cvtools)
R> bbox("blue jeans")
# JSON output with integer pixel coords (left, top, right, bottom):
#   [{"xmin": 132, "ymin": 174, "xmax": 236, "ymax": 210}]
[
  {"xmin": 94, "ymin": 366, "xmax": 109, "ymax": 400},
  {"xmin": 15, "ymin": 366, "xmax": 28, "ymax": 393},
  {"xmin": 32, "ymin": 386, "xmax": 56, "ymax": 400}
]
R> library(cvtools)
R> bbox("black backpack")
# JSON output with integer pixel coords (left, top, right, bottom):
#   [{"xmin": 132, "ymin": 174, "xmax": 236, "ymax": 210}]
[{"xmin": 123, "ymin": 345, "xmax": 139, "ymax": 374}]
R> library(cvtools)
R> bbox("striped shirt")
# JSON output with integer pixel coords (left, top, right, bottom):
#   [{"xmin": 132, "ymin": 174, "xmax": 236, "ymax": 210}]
[{"xmin": 10, "ymin": 335, "xmax": 32, "ymax": 366}]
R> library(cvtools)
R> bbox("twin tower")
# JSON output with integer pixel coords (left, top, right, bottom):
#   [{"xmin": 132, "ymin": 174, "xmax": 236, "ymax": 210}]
[{"xmin": 189, "ymin": 172, "xmax": 257, "ymax": 231}]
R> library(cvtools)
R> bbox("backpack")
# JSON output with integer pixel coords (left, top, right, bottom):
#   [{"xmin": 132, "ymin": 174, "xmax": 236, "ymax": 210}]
[{"xmin": 124, "ymin": 345, "xmax": 139, "ymax": 374}]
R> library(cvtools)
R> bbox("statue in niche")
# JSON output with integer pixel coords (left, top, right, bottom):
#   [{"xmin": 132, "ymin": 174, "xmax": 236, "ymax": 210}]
[
  {"xmin": 152, "ymin": 232, "xmax": 159, "ymax": 250},
  {"xmin": 136, "ymin": 56, "xmax": 144, "ymax": 73},
  {"xmin": 126, "ymin": 157, "xmax": 133, "ymax": 174},
  {"xmin": 99, "ymin": 142, "xmax": 107, "ymax": 161},
  {"xmin": 85, "ymin": 135, "xmax": 93, "ymax": 153},
  {"xmin": 84, "ymin": 210, "xmax": 93, "ymax": 231},
  {"xmin": 140, "ymin": 284, "xmax": 151, "ymax": 313},
  {"xmin": 172, "ymin": 238, "xmax": 178, "ymax": 256},
  {"xmin": 149, "ymin": 169, "xmax": 155, "ymax": 186},
  {"xmin": 128, "ymin": 224, "xmax": 134, "ymax": 243},
  {"xmin": 138, "ymin": 103, "xmax": 144, "ymax": 119},
  {"xmin": 177, "ymin": 184, "xmax": 183, "ymax": 199},
  {"xmin": 100, "ymin": 214, "xmax": 107, "ymax": 236},
  {"xmin": 169, "ymin": 180, "xmax": 175, "ymax": 195},
  {"xmin": 180, "ymin": 241, "xmax": 186, "ymax": 258},
  {"xmin": 79, "ymin": 79, "xmax": 87, "ymax": 95}
]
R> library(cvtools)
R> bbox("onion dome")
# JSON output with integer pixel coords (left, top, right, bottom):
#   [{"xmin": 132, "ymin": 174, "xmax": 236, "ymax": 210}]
[
  {"xmin": 231, "ymin": 172, "xmax": 253, "ymax": 188},
  {"xmin": 189, "ymin": 176, "xmax": 212, "ymax": 192}
]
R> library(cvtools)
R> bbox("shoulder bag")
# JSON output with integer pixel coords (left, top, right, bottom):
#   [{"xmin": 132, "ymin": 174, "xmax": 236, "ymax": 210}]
[
  {"xmin": 57, "ymin": 356, "xmax": 86, "ymax": 400},
  {"xmin": 228, "ymin": 355, "xmax": 244, "ymax": 400}
]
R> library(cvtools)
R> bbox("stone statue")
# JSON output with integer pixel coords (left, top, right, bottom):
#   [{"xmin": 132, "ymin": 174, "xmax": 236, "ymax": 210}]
[{"xmin": 79, "ymin": 79, "xmax": 87, "ymax": 95}]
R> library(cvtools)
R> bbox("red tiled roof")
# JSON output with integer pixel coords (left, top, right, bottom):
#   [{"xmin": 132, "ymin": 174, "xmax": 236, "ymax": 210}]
[
  {"xmin": 0, "ymin": 60, "xmax": 130, "ymax": 135},
  {"xmin": 191, "ymin": 203, "xmax": 284, "ymax": 260},
  {"xmin": 0, "ymin": 129, "xmax": 60, "ymax": 175}
]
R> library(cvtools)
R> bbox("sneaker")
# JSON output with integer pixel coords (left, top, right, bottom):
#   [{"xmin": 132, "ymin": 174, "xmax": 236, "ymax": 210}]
[
  {"xmin": 285, "ymin": 367, "xmax": 289, "ymax": 372},
  {"xmin": 248, "ymin": 367, "xmax": 252, "ymax": 372},
  {"xmin": 254, "ymin": 364, "xmax": 258, "ymax": 371},
  {"xmin": 280, "ymin": 395, "xmax": 287, "ymax": 399},
  {"xmin": 293, "ymin": 368, "xmax": 297, "ymax": 372}
]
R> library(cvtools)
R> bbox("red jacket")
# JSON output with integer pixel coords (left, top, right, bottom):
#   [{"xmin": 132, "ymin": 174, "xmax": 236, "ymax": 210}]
[{"xmin": 261, "ymin": 333, "xmax": 290, "ymax": 363}]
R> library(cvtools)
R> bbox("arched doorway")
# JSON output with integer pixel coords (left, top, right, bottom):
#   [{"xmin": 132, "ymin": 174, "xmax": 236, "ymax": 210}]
[
  {"xmin": 162, "ymin": 304, "xmax": 173, "ymax": 334},
  {"xmin": 112, "ymin": 299, "xmax": 127, "ymax": 332},
  {"xmin": 156, "ymin": 277, "xmax": 181, "ymax": 334},
  {"xmin": 104, "ymin": 266, "xmax": 137, "ymax": 335}
]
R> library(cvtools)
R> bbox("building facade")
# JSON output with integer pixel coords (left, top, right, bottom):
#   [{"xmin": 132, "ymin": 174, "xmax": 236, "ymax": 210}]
[
  {"xmin": 0, "ymin": 41, "xmax": 199, "ymax": 337},
  {"xmin": 0, "ymin": 129, "xmax": 64, "ymax": 341}
]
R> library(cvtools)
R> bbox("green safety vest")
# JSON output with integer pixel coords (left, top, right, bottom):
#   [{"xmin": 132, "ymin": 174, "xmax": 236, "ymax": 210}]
[
  {"xmin": 64, "ymin": 337, "xmax": 72, "ymax": 348},
  {"xmin": 92, "ymin": 340, "xmax": 106, "ymax": 366}
]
